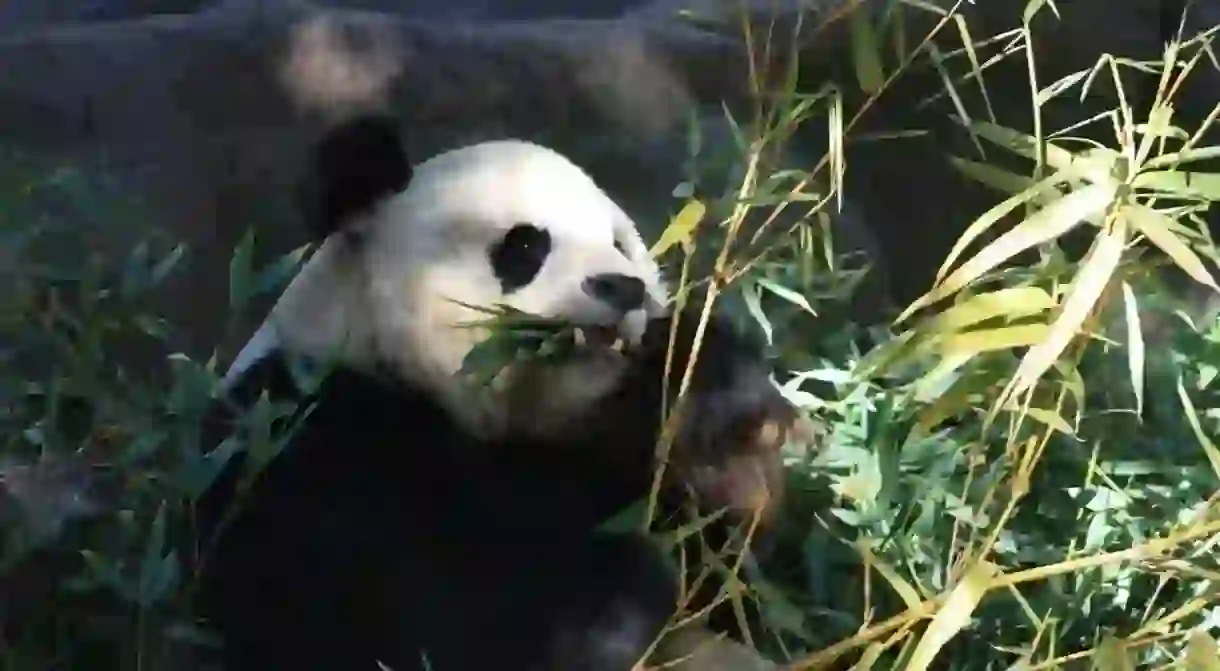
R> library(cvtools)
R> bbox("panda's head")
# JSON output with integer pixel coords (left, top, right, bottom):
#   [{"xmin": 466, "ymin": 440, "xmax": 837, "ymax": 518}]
[{"xmin": 227, "ymin": 115, "xmax": 669, "ymax": 436}]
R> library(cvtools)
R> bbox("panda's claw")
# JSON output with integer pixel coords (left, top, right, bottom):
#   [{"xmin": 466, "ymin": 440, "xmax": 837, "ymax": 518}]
[{"xmin": 756, "ymin": 419, "xmax": 782, "ymax": 450}]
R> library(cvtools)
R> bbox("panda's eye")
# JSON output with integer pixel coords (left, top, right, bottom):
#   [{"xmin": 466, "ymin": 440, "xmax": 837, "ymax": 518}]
[
  {"xmin": 489, "ymin": 223, "xmax": 552, "ymax": 293},
  {"xmin": 614, "ymin": 238, "xmax": 627, "ymax": 256}
]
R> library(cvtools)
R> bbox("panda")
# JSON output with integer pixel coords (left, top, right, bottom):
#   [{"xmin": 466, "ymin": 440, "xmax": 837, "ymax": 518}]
[{"xmin": 195, "ymin": 113, "xmax": 804, "ymax": 671}]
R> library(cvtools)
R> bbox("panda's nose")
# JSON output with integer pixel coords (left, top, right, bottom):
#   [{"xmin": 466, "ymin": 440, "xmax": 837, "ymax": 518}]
[{"xmin": 583, "ymin": 273, "xmax": 646, "ymax": 313}]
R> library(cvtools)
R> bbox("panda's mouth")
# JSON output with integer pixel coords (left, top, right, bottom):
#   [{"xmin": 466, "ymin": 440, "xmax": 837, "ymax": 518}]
[{"xmin": 572, "ymin": 325, "xmax": 626, "ymax": 352}]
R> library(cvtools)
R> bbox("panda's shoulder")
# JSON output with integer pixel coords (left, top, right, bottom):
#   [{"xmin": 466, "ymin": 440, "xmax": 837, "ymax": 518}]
[
  {"xmin": 216, "ymin": 348, "xmax": 465, "ymax": 448},
  {"xmin": 198, "ymin": 347, "xmax": 484, "ymax": 530}
]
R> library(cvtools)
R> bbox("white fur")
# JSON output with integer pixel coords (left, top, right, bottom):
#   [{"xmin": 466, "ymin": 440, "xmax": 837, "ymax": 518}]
[{"xmin": 226, "ymin": 139, "xmax": 669, "ymax": 436}]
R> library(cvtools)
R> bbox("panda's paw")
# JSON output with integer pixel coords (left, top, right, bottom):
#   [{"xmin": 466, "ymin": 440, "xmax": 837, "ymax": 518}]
[{"xmin": 631, "ymin": 309, "xmax": 815, "ymax": 523}]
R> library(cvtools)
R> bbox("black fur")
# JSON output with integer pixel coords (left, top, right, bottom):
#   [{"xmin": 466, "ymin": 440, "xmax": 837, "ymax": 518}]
[
  {"xmin": 299, "ymin": 114, "xmax": 414, "ymax": 240},
  {"xmin": 195, "ymin": 308, "xmax": 793, "ymax": 671}
]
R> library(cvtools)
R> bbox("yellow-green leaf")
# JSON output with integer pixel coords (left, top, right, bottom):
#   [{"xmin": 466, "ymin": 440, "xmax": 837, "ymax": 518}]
[
  {"xmin": 1133, "ymin": 170, "xmax": 1220, "ymax": 200},
  {"xmin": 915, "ymin": 387, "xmax": 976, "ymax": 435},
  {"xmin": 1177, "ymin": 378, "xmax": 1220, "ymax": 481},
  {"xmin": 949, "ymin": 156, "xmax": 1038, "ymax": 195},
  {"xmin": 905, "ymin": 562, "xmax": 999, "ymax": 671},
  {"xmin": 1122, "ymin": 203, "xmax": 1220, "ymax": 293},
  {"xmin": 1185, "ymin": 631, "xmax": 1220, "ymax": 671},
  {"xmin": 856, "ymin": 540, "xmax": 925, "ymax": 612},
  {"xmin": 901, "ymin": 182, "xmax": 1115, "ymax": 323},
  {"xmin": 853, "ymin": 330, "xmax": 920, "ymax": 381},
  {"xmin": 1135, "ymin": 102, "xmax": 1181, "ymax": 166},
  {"xmin": 956, "ymin": 119, "xmax": 1114, "ymax": 183},
  {"xmin": 912, "ymin": 352, "xmax": 972, "ymax": 403},
  {"xmin": 1146, "ymin": 145, "xmax": 1220, "ymax": 169},
  {"xmin": 1093, "ymin": 636, "xmax": 1135, "ymax": 671},
  {"xmin": 1021, "ymin": 407, "xmax": 1075, "ymax": 436},
  {"xmin": 1121, "ymin": 282, "xmax": 1145, "ymax": 416},
  {"xmin": 933, "ymin": 166, "xmax": 1079, "ymax": 286},
  {"xmin": 930, "ymin": 287, "xmax": 1056, "ymax": 334},
  {"xmin": 849, "ymin": 8, "xmax": 885, "ymax": 94},
  {"xmin": 998, "ymin": 219, "xmax": 1125, "ymax": 409},
  {"xmin": 939, "ymin": 324, "xmax": 1050, "ymax": 357},
  {"xmin": 650, "ymin": 199, "xmax": 706, "ymax": 258},
  {"xmin": 852, "ymin": 641, "xmax": 887, "ymax": 670},
  {"xmin": 1036, "ymin": 69, "xmax": 1090, "ymax": 107}
]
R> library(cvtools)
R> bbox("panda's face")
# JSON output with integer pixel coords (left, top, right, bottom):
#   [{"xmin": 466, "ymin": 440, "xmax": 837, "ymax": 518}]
[
  {"xmin": 360, "ymin": 139, "xmax": 667, "ymax": 386},
  {"xmin": 252, "ymin": 132, "xmax": 669, "ymax": 436}
]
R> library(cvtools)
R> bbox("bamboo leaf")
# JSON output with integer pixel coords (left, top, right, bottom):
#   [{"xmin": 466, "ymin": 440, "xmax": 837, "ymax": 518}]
[
  {"xmin": 901, "ymin": 182, "xmax": 1115, "ymax": 323},
  {"xmin": 1120, "ymin": 282, "xmax": 1145, "ymax": 416},
  {"xmin": 1133, "ymin": 170, "xmax": 1220, "ymax": 200},
  {"xmin": 956, "ymin": 118, "xmax": 1116, "ymax": 184},
  {"xmin": 949, "ymin": 156, "xmax": 1037, "ymax": 195},
  {"xmin": 1022, "ymin": 407, "xmax": 1075, "ymax": 436},
  {"xmin": 1036, "ymin": 70, "xmax": 1090, "ymax": 106},
  {"xmin": 856, "ymin": 541, "xmax": 925, "ymax": 612},
  {"xmin": 650, "ymin": 199, "xmax": 707, "ymax": 258},
  {"xmin": 1123, "ymin": 203, "xmax": 1220, "ymax": 293},
  {"xmin": 1093, "ymin": 636, "xmax": 1135, "ymax": 671},
  {"xmin": 1145, "ymin": 145, "xmax": 1220, "ymax": 169},
  {"xmin": 1177, "ymin": 378, "xmax": 1220, "ymax": 482},
  {"xmin": 1185, "ymin": 632, "xmax": 1220, "ymax": 671},
  {"xmin": 905, "ymin": 562, "xmax": 999, "ymax": 671},
  {"xmin": 999, "ymin": 220, "xmax": 1126, "ymax": 409},
  {"xmin": 933, "ymin": 167, "xmax": 1078, "ymax": 285},
  {"xmin": 929, "ymin": 287, "xmax": 1056, "ymax": 334},
  {"xmin": 850, "ymin": 8, "xmax": 885, "ymax": 94},
  {"xmin": 939, "ymin": 324, "xmax": 1050, "ymax": 356}
]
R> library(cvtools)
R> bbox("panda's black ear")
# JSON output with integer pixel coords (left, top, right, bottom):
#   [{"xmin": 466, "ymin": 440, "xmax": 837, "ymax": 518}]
[{"xmin": 300, "ymin": 114, "xmax": 413, "ymax": 240}]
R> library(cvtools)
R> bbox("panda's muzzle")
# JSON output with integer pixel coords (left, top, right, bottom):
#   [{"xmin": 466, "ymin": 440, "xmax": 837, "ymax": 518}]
[
  {"xmin": 582, "ymin": 273, "xmax": 647, "ymax": 314},
  {"xmin": 572, "ymin": 324, "xmax": 625, "ymax": 352}
]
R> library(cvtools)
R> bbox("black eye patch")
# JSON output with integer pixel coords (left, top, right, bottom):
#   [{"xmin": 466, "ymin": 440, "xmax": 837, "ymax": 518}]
[
  {"xmin": 489, "ymin": 223, "xmax": 552, "ymax": 293},
  {"xmin": 614, "ymin": 238, "xmax": 627, "ymax": 255}
]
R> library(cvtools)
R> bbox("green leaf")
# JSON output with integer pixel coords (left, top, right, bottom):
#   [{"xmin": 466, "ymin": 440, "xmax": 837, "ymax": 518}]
[
  {"xmin": 595, "ymin": 498, "xmax": 650, "ymax": 535},
  {"xmin": 740, "ymin": 280, "xmax": 773, "ymax": 346},
  {"xmin": 756, "ymin": 277, "xmax": 817, "ymax": 316},
  {"xmin": 229, "ymin": 228, "xmax": 257, "ymax": 310},
  {"xmin": 254, "ymin": 243, "xmax": 313, "ymax": 298}
]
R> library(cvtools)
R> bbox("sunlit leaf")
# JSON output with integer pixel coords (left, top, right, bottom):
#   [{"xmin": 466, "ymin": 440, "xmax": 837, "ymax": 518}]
[
  {"xmin": 957, "ymin": 118, "xmax": 1114, "ymax": 183},
  {"xmin": 1176, "ymin": 377, "xmax": 1220, "ymax": 482},
  {"xmin": 1133, "ymin": 170, "xmax": 1220, "ymax": 200},
  {"xmin": 1146, "ymin": 145, "xmax": 1220, "ymax": 169},
  {"xmin": 998, "ymin": 218, "xmax": 1125, "ymax": 410},
  {"xmin": 856, "ymin": 540, "xmax": 926, "ymax": 612},
  {"xmin": 741, "ymin": 280, "xmax": 773, "ymax": 346},
  {"xmin": 1120, "ymin": 282, "xmax": 1145, "ymax": 416},
  {"xmin": 650, "ymin": 199, "xmax": 707, "ymax": 258},
  {"xmin": 905, "ymin": 561, "xmax": 999, "ymax": 671},
  {"xmin": 1037, "ymin": 70, "xmax": 1090, "ymax": 106},
  {"xmin": 933, "ymin": 166, "xmax": 1079, "ymax": 285},
  {"xmin": 938, "ymin": 324, "xmax": 1050, "ymax": 357},
  {"xmin": 1135, "ymin": 102, "xmax": 1179, "ymax": 165},
  {"xmin": 1123, "ymin": 203, "xmax": 1220, "ymax": 293},
  {"xmin": 929, "ymin": 287, "xmax": 1056, "ymax": 334},
  {"xmin": 1021, "ymin": 407, "xmax": 1075, "ymax": 436},
  {"xmin": 1093, "ymin": 636, "xmax": 1135, "ymax": 671},
  {"xmin": 902, "ymin": 182, "xmax": 1115, "ymax": 323},
  {"xmin": 756, "ymin": 277, "xmax": 817, "ymax": 316},
  {"xmin": 1185, "ymin": 632, "xmax": 1220, "ymax": 671}
]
